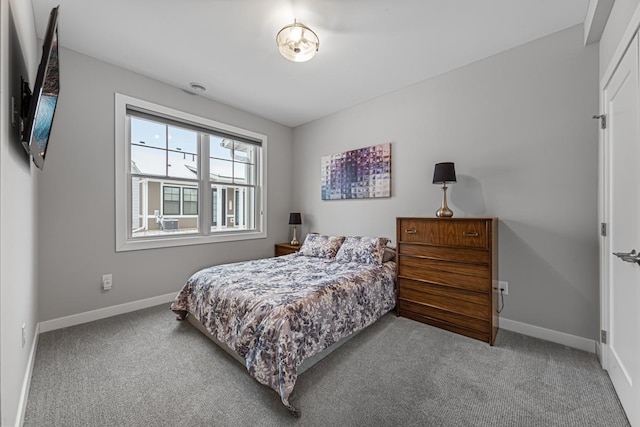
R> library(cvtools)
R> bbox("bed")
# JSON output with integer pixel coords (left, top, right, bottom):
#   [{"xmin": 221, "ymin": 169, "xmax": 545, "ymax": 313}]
[{"xmin": 170, "ymin": 234, "xmax": 396, "ymax": 416}]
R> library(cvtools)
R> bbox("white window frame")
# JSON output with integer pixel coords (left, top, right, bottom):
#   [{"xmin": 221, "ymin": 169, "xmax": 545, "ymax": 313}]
[{"xmin": 115, "ymin": 93, "xmax": 267, "ymax": 252}]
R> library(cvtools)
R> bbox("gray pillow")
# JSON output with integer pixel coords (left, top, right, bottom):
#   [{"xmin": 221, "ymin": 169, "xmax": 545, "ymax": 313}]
[
  {"xmin": 335, "ymin": 236, "xmax": 390, "ymax": 265},
  {"xmin": 298, "ymin": 234, "xmax": 346, "ymax": 258},
  {"xmin": 382, "ymin": 246, "xmax": 396, "ymax": 263}
]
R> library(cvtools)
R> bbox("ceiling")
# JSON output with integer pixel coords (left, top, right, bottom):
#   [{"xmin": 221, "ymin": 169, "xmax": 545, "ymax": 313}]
[{"xmin": 31, "ymin": 0, "xmax": 589, "ymax": 128}]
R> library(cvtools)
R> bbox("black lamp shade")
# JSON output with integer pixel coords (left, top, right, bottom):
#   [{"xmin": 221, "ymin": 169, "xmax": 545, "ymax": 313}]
[
  {"xmin": 289, "ymin": 212, "xmax": 302, "ymax": 225},
  {"xmin": 432, "ymin": 162, "xmax": 457, "ymax": 184}
]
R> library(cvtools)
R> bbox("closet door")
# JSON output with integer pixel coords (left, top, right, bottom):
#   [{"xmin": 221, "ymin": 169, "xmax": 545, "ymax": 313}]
[{"xmin": 602, "ymin": 32, "xmax": 640, "ymax": 427}]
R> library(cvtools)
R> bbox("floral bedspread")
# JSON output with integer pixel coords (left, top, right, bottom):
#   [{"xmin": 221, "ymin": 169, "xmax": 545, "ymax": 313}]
[{"xmin": 170, "ymin": 254, "xmax": 396, "ymax": 415}]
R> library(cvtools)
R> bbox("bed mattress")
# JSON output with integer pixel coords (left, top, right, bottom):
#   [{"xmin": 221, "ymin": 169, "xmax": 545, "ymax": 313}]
[{"xmin": 171, "ymin": 253, "xmax": 396, "ymax": 415}]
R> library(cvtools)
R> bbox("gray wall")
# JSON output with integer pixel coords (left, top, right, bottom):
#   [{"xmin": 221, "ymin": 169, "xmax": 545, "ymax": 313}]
[
  {"xmin": 0, "ymin": 0, "xmax": 38, "ymax": 425},
  {"xmin": 37, "ymin": 47, "xmax": 293, "ymax": 322},
  {"xmin": 292, "ymin": 25, "xmax": 600, "ymax": 340}
]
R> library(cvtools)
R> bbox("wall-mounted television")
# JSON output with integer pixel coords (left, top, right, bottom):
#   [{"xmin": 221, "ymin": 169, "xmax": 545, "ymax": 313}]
[{"xmin": 21, "ymin": 6, "xmax": 60, "ymax": 170}]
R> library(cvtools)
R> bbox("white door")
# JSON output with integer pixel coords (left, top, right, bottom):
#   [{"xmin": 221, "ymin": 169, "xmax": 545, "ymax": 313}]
[{"xmin": 603, "ymin": 32, "xmax": 640, "ymax": 426}]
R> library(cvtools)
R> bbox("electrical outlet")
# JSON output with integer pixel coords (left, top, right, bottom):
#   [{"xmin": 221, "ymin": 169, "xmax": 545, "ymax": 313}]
[
  {"xmin": 498, "ymin": 280, "xmax": 509, "ymax": 295},
  {"xmin": 22, "ymin": 323, "xmax": 26, "ymax": 348},
  {"xmin": 102, "ymin": 274, "xmax": 113, "ymax": 291}
]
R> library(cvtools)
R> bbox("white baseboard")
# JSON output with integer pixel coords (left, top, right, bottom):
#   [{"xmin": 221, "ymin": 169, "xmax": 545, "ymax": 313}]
[
  {"xmin": 500, "ymin": 317, "xmax": 596, "ymax": 353},
  {"xmin": 39, "ymin": 292, "xmax": 177, "ymax": 333},
  {"xmin": 16, "ymin": 323, "xmax": 39, "ymax": 427},
  {"xmin": 595, "ymin": 341, "xmax": 603, "ymax": 367}
]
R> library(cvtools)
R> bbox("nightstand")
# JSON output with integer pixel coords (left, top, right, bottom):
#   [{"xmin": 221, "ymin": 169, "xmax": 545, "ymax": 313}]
[{"xmin": 274, "ymin": 243, "xmax": 301, "ymax": 257}]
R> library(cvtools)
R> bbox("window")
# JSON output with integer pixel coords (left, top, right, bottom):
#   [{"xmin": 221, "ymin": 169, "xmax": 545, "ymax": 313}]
[
  {"xmin": 212, "ymin": 188, "xmax": 218, "ymax": 226},
  {"xmin": 115, "ymin": 94, "xmax": 267, "ymax": 251},
  {"xmin": 163, "ymin": 186, "xmax": 180, "ymax": 215},
  {"xmin": 183, "ymin": 188, "xmax": 198, "ymax": 215},
  {"xmin": 159, "ymin": 185, "xmax": 197, "ymax": 216}
]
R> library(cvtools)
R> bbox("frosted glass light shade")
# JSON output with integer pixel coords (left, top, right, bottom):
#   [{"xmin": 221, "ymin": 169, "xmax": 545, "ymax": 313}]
[{"xmin": 276, "ymin": 20, "xmax": 319, "ymax": 62}]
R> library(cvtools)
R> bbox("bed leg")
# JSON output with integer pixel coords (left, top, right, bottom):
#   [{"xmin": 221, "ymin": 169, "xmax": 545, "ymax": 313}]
[
  {"xmin": 283, "ymin": 397, "xmax": 301, "ymax": 417},
  {"xmin": 287, "ymin": 406, "xmax": 301, "ymax": 417},
  {"xmin": 174, "ymin": 311, "xmax": 188, "ymax": 321}
]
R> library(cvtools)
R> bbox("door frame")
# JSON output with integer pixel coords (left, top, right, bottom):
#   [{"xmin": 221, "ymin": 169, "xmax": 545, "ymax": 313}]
[{"xmin": 598, "ymin": 3, "xmax": 640, "ymax": 369}]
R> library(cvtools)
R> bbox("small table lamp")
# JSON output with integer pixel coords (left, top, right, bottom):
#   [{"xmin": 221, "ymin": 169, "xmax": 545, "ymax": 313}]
[
  {"xmin": 289, "ymin": 212, "xmax": 302, "ymax": 245},
  {"xmin": 433, "ymin": 162, "xmax": 456, "ymax": 218}
]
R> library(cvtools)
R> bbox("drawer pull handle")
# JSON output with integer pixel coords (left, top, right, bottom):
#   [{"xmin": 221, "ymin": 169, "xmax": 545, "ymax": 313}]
[
  {"xmin": 463, "ymin": 232, "xmax": 479, "ymax": 237},
  {"xmin": 405, "ymin": 229, "xmax": 417, "ymax": 234}
]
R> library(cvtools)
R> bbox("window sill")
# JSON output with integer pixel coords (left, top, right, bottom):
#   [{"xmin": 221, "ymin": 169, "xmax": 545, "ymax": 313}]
[{"xmin": 115, "ymin": 229, "xmax": 266, "ymax": 252}]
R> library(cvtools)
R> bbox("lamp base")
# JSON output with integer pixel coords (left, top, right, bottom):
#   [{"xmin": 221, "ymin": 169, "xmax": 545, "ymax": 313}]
[
  {"xmin": 435, "ymin": 184, "xmax": 454, "ymax": 218},
  {"xmin": 435, "ymin": 207, "xmax": 454, "ymax": 218},
  {"xmin": 290, "ymin": 226, "xmax": 299, "ymax": 246}
]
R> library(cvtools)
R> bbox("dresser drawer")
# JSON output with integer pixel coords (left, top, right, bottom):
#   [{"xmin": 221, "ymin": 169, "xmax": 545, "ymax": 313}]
[
  {"xmin": 400, "ymin": 311, "xmax": 491, "ymax": 343},
  {"xmin": 398, "ymin": 299, "xmax": 491, "ymax": 333},
  {"xmin": 397, "ymin": 256, "xmax": 489, "ymax": 292},
  {"xmin": 399, "ymin": 244, "xmax": 489, "ymax": 265},
  {"xmin": 398, "ymin": 278, "xmax": 490, "ymax": 320},
  {"xmin": 398, "ymin": 219, "xmax": 488, "ymax": 249}
]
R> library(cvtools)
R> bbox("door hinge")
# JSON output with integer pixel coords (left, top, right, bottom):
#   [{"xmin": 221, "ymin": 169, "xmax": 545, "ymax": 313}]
[
  {"xmin": 593, "ymin": 114, "xmax": 607, "ymax": 129},
  {"xmin": 601, "ymin": 222, "xmax": 607, "ymax": 237},
  {"xmin": 601, "ymin": 330, "xmax": 607, "ymax": 344}
]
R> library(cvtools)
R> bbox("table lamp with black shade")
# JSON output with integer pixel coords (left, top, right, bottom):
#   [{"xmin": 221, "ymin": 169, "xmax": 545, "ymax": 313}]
[
  {"xmin": 433, "ymin": 162, "xmax": 456, "ymax": 218},
  {"xmin": 289, "ymin": 212, "xmax": 302, "ymax": 245}
]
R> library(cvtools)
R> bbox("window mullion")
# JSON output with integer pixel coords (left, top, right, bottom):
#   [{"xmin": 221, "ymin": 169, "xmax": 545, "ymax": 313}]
[
  {"xmin": 200, "ymin": 133, "xmax": 211, "ymax": 236},
  {"xmin": 165, "ymin": 124, "xmax": 169, "ymax": 177},
  {"xmin": 231, "ymin": 144, "xmax": 235, "ymax": 185}
]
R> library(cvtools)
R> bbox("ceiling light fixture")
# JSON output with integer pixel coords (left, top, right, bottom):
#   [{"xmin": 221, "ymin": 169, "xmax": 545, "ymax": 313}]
[{"xmin": 276, "ymin": 19, "xmax": 319, "ymax": 62}]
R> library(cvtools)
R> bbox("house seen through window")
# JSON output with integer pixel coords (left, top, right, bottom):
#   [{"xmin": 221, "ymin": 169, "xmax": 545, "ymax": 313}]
[{"xmin": 116, "ymin": 94, "xmax": 266, "ymax": 251}]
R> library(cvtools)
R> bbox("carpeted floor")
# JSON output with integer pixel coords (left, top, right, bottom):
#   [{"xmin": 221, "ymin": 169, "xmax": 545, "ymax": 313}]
[{"xmin": 24, "ymin": 304, "xmax": 629, "ymax": 427}]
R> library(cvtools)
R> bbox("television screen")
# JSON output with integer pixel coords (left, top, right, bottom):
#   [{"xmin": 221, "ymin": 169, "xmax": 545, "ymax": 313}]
[{"xmin": 23, "ymin": 6, "xmax": 59, "ymax": 170}]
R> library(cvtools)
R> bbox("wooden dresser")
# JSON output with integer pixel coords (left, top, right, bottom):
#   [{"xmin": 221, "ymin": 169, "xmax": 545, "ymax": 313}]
[{"xmin": 396, "ymin": 217, "xmax": 499, "ymax": 345}]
